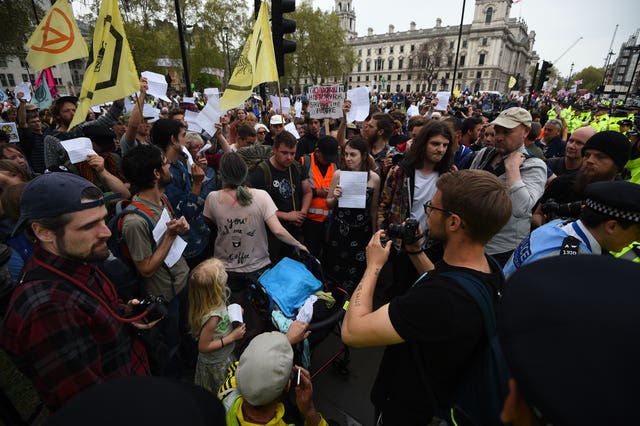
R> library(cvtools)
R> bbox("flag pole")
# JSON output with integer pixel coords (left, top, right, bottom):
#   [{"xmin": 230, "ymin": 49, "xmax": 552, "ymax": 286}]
[{"xmin": 276, "ymin": 80, "xmax": 283, "ymax": 114}]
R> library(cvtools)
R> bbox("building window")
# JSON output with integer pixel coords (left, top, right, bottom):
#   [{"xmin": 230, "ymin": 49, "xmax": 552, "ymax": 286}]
[
  {"xmin": 445, "ymin": 72, "xmax": 450, "ymax": 79},
  {"xmin": 388, "ymin": 58, "xmax": 393, "ymax": 70},
  {"xmin": 378, "ymin": 48, "xmax": 383, "ymax": 55},
  {"xmin": 0, "ymin": 74, "xmax": 7, "ymax": 87},
  {"xmin": 449, "ymin": 41, "xmax": 454, "ymax": 49},
  {"xmin": 479, "ymin": 53, "xmax": 485, "ymax": 65},
  {"xmin": 390, "ymin": 46, "xmax": 394, "ymax": 54},
  {"xmin": 20, "ymin": 59, "xmax": 28, "ymax": 68},
  {"xmin": 435, "ymin": 56, "xmax": 441, "ymax": 67},
  {"xmin": 7, "ymin": 74, "xmax": 15, "ymax": 86},
  {"xmin": 476, "ymin": 71, "xmax": 482, "ymax": 78},
  {"xmin": 359, "ymin": 49, "xmax": 362, "ymax": 56},
  {"xmin": 397, "ymin": 74, "xmax": 401, "ymax": 80},
  {"xmin": 409, "ymin": 58, "xmax": 413, "ymax": 68},
  {"xmin": 366, "ymin": 76, "xmax": 369, "ymax": 81},
  {"xmin": 406, "ymin": 84, "xmax": 411, "ymax": 92},
  {"xmin": 358, "ymin": 62, "xmax": 362, "ymax": 72},
  {"xmin": 54, "ymin": 78, "xmax": 62, "ymax": 85},
  {"xmin": 411, "ymin": 44, "xmax": 415, "ymax": 52},
  {"xmin": 482, "ymin": 37, "xmax": 488, "ymax": 46},
  {"xmin": 399, "ymin": 58, "xmax": 403, "ymax": 69},
  {"xmin": 21, "ymin": 74, "xmax": 28, "ymax": 82},
  {"xmin": 376, "ymin": 58, "xmax": 384, "ymax": 71},
  {"xmin": 400, "ymin": 45, "xmax": 404, "ymax": 53},
  {"xmin": 0, "ymin": 58, "xmax": 7, "ymax": 67},
  {"xmin": 458, "ymin": 72, "xmax": 462, "ymax": 79},
  {"xmin": 367, "ymin": 48, "xmax": 371, "ymax": 56},
  {"xmin": 304, "ymin": 79, "xmax": 308, "ymax": 84},
  {"xmin": 459, "ymin": 56, "xmax": 465, "ymax": 66},
  {"xmin": 366, "ymin": 61, "xmax": 371, "ymax": 71},
  {"xmin": 485, "ymin": 7, "xmax": 493, "ymax": 24},
  {"xmin": 408, "ymin": 74, "xmax": 412, "ymax": 80},
  {"xmin": 357, "ymin": 76, "xmax": 361, "ymax": 82},
  {"xmin": 388, "ymin": 74, "xmax": 392, "ymax": 82},
  {"xmin": 349, "ymin": 76, "xmax": 353, "ymax": 82},
  {"xmin": 447, "ymin": 56, "xmax": 453, "ymax": 66},
  {"xmin": 462, "ymin": 40, "xmax": 467, "ymax": 48}
]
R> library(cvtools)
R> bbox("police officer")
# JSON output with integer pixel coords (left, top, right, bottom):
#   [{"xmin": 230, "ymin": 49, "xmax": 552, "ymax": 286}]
[{"xmin": 504, "ymin": 180, "xmax": 640, "ymax": 277}]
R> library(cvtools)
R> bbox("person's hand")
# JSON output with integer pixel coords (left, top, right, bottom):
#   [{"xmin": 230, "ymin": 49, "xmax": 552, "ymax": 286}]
[
  {"xmin": 286, "ymin": 321, "xmax": 311, "ymax": 345},
  {"xmin": 383, "ymin": 152, "xmax": 393, "ymax": 174},
  {"xmin": 342, "ymin": 100, "xmax": 351, "ymax": 117},
  {"xmin": 504, "ymin": 151, "xmax": 526, "ymax": 172},
  {"xmin": 316, "ymin": 187, "xmax": 329, "ymax": 198},
  {"xmin": 196, "ymin": 155, "xmax": 208, "ymax": 170},
  {"xmin": 228, "ymin": 323, "xmax": 247, "ymax": 342},
  {"xmin": 288, "ymin": 210, "xmax": 306, "ymax": 226},
  {"xmin": 166, "ymin": 216, "xmax": 189, "ymax": 236},
  {"xmin": 127, "ymin": 299, "xmax": 163, "ymax": 329},
  {"xmin": 86, "ymin": 154, "xmax": 105, "ymax": 173},
  {"xmin": 294, "ymin": 367, "xmax": 321, "ymax": 425},
  {"xmin": 403, "ymin": 224, "xmax": 424, "ymax": 254},
  {"xmin": 139, "ymin": 77, "xmax": 148, "ymax": 95},
  {"xmin": 366, "ymin": 230, "xmax": 392, "ymax": 269},
  {"xmin": 191, "ymin": 162, "xmax": 204, "ymax": 183},
  {"xmin": 333, "ymin": 185, "xmax": 342, "ymax": 199}
]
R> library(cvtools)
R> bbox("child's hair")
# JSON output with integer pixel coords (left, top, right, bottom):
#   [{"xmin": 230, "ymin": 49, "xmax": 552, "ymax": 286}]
[{"xmin": 188, "ymin": 258, "xmax": 230, "ymax": 338}]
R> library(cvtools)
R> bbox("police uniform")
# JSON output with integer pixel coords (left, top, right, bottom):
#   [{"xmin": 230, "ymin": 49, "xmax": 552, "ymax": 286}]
[{"xmin": 504, "ymin": 180, "xmax": 640, "ymax": 277}]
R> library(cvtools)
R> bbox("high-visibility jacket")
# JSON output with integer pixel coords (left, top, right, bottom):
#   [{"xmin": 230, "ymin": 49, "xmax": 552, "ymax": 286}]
[{"xmin": 302, "ymin": 154, "xmax": 336, "ymax": 223}]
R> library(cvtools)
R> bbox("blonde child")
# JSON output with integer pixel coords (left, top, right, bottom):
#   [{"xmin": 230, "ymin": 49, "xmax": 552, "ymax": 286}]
[{"xmin": 189, "ymin": 258, "xmax": 247, "ymax": 393}]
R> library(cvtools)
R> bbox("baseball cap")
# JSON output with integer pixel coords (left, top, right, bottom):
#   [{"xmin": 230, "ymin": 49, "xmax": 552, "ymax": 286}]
[
  {"xmin": 236, "ymin": 332, "xmax": 293, "ymax": 406},
  {"xmin": 270, "ymin": 114, "xmax": 285, "ymax": 126},
  {"xmin": 491, "ymin": 107, "xmax": 532, "ymax": 129},
  {"xmin": 316, "ymin": 136, "xmax": 339, "ymax": 164},
  {"xmin": 500, "ymin": 256, "xmax": 640, "ymax": 425},
  {"xmin": 582, "ymin": 131, "xmax": 631, "ymax": 170},
  {"xmin": 13, "ymin": 173, "xmax": 118, "ymax": 236}
]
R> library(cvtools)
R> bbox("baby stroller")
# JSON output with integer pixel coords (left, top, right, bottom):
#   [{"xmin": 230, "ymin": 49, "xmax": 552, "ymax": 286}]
[{"xmin": 249, "ymin": 251, "xmax": 351, "ymax": 378}]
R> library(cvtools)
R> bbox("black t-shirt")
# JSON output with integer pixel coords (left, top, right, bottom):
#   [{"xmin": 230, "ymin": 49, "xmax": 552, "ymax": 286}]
[
  {"xmin": 296, "ymin": 133, "xmax": 319, "ymax": 159},
  {"xmin": 371, "ymin": 259, "xmax": 503, "ymax": 423},
  {"xmin": 539, "ymin": 173, "xmax": 581, "ymax": 205},
  {"xmin": 545, "ymin": 157, "xmax": 579, "ymax": 177},
  {"xmin": 248, "ymin": 160, "xmax": 306, "ymax": 213}
]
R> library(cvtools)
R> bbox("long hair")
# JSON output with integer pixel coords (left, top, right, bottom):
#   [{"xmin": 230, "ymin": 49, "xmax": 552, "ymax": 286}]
[
  {"xmin": 406, "ymin": 120, "xmax": 455, "ymax": 174},
  {"xmin": 345, "ymin": 137, "xmax": 375, "ymax": 174},
  {"xmin": 219, "ymin": 152, "xmax": 253, "ymax": 206},
  {"xmin": 188, "ymin": 258, "xmax": 230, "ymax": 338}
]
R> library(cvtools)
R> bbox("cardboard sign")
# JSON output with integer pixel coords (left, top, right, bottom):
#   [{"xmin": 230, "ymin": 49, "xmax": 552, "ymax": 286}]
[
  {"xmin": 0, "ymin": 122, "xmax": 19, "ymax": 143},
  {"xmin": 307, "ymin": 85, "xmax": 345, "ymax": 119}
]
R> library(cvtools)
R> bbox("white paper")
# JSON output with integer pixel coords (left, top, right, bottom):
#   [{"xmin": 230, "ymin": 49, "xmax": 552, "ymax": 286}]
[
  {"xmin": 204, "ymin": 87, "xmax": 220, "ymax": 101},
  {"xmin": 346, "ymin": 86, "xmax": 370, "ymax": 122},
  {"xmin": 196, "ymin": 101, "xmax": 222, "ymax": 136},
  {"xmin": 294, "ymin": 101, "xmax": 302, "ymax": 118},
  {"xmin": 270, "ymin": 95, "xmax": 290, "ymax": 115},
  {"xmin": 91, "ymin": 105, "xmax": 102, "ymax": 113},
  {"xmin": 197, "ymin": 143, "xmax": 212, "ymax": 157},
  {"xmin": 339, "ymin": 171, "xmax": 368, "ymax": 209},
  {"xmin": 142, "ymin": 103, "xmax": 159, "ymax": 120},
  {"xmin": 14, "ymin": 83, "xmax": 31, "ymax": 102},
  {"xmin": 0, "ymin": 122, "xmax": 19, "ymax": 143},
  {"xmin": 60, "ymin": 137, "xmax": 97, "ymax": 164},
  {"xmin": 228, "ymin": 303, "xmax": 244, "ymax": 324},
  {"xmin": 141, "ymin": 71, "xmax": 171, "ymax": 102},
  {"xmin": 406, "ymin": 104, "xmax": 420, "ymax": 117},
  {"xmin": 182, "ymin": 96, "xmax": 195, "ymax": 104},
  {"xmin": 181, "ymin": 145, "xmax": 194, "ymax": 172},
  {"xmin": 435, "ymin": 92, "xmax": 451, "ymax": 111},
  {"xmin": 184, "ymin": 109, "xmax": 202, "ymax": 133},
  {"xmin": 284, "ymin": 122, "xmax": 300, "ymax": 139},
  {"xmin": 152, "ymin": 209, "xmax": 187, "ymax": 268}
]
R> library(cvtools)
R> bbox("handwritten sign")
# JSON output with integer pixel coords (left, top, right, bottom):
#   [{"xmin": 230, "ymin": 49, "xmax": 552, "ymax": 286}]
[{"xmin": 307, "ymin": 85, "xmax": 345, "ymax": 119}]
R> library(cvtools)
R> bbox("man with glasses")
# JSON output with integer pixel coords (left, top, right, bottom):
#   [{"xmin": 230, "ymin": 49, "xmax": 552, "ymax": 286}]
[{"xmin": 342, "ymin": 169, "xmax": 512, "ymax": 425}]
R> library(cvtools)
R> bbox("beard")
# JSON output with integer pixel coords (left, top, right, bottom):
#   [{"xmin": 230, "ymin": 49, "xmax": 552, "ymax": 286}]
[
  {"xmin": 57, "ymin": 236, "xmax": 111, "ymax": 263},
  {"xmin": 573, "ymin": 166, "xmax": 617, "ymax": 195}
]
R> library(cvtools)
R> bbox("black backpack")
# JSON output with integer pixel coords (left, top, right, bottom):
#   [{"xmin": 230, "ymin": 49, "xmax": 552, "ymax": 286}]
[{"xmin": 412, "ymin": 269, "xmax": 510, "ymax": 426}]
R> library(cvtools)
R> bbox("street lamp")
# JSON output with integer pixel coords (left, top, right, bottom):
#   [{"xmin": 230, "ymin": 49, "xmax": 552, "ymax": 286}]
[{"xmin": 222, "ymin": 26, "xmax": 231, "ymax": 89}]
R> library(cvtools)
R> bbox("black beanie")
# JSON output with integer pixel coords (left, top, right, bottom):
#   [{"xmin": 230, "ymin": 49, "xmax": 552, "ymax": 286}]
[{"xmin": 582, "ymin": 130, "xmax": 631, "ymax": 170}]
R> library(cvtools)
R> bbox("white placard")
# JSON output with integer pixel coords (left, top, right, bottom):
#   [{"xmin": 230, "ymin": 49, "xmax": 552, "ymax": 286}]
[
  {"xmin": 270, "ymin": 95, "xmax": 290, "ymax": 115},
  {"xmin": 141, "ymin": 71, "xmax": 171, "ymax": 102},
  {"xmin": 152, "ymin": 209, "xmax": 187, "ymax": 268},
  {"xmin": 196, "ymin": 101, "xmax": 222, "ymax": 136},
  {"xmin": 339, "ymin": 171, "xmax": 368, "ymax": 209},
  {"xmin": 294, "ymin": 101, "xmax": 302, "ymax": 118},
  {"xmin": 184, "ymin": 109, "xmax": 202, "ymax": 133},
  {"xmin": 60, "ymin": 137, "xmax": 97, "ymax": 164},
  {"xmin": 346, "ymin": 86, "xmax": 370, "ymax": 122},
  {"xmin": 435, "ymin": 92, "xmax": 451, "ymax": 112},
  {"xmin": 284, "ymin": 122, "xmax": 300, "ymax": 139},
  {"xmin": 14, "ymin": 83, "xmax": 31, "ymax": 102}
]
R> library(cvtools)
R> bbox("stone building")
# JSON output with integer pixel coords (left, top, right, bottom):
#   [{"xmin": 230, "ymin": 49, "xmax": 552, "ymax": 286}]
[
  {"xmin": 334, "ymin": 0, "xmax": 538, "ymax": 94},
  {"xmin": 609, "ymin": 29, "xmax": 640, "ymax": 97}
]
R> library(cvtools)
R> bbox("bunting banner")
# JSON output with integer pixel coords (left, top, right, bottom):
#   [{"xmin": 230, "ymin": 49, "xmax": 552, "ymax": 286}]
[
  {"xmin": 219, "ymin": 1, "xmax": 278, "ymax": 111},
  {"xmin": 26, "ymin": 0, "xmax": 89, "ymax": 71},
  {"xmin": 33, "ymin": 75, "xmax": 53, "ymax": 109},
  {"xmin": 34, "ymin": 67, "xmax": 57, "ymax": 99},
  {"xmin": 69, "ymin": 0, "xmax": 138, "ymax": 129}
]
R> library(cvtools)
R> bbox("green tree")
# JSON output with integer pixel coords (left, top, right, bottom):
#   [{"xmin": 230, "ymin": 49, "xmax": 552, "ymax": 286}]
[
  {"xmin": 285, "ymin": 1, "xmax": 356, "ymax": 91},
  {"xmin": 414, "ymin": 37, "xmax": 446, "ymax": 91},
  {"xmin": 572, "ymin": 66, "xmax": 604, "ymax": 93},
  {"xmin": 0, "ymin": 2, "xmax": 44, "ymax": 56}
]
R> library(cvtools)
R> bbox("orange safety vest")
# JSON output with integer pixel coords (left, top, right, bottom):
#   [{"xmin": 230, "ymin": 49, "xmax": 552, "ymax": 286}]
[{"xmin": 302, "ymin": 154, "xmax": 335, "ymax": 222}]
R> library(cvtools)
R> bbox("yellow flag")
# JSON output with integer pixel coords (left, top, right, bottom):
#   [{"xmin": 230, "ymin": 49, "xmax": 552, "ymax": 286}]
[
  {"xmin": 508, "ymin": 76, "xmax": 517, "ymax": 89},
  {"xmin": 26, "ymin": 0, "xmax": 89, "ymax": 71},
  {"xmin": 69, "ymin": 0, "xmax": 138, "ymax": 129},
  {"xmin": 219, "ymin": 2, "xmax": 278, "ymax": 111},
  {"xmin": 453, "ymin": 85, "xmax": 460, "ymax": 98}
]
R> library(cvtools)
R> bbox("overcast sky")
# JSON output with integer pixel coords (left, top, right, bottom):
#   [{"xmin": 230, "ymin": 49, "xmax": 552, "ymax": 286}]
[{"xmin": 312, "ymin": 0, "xmax": 639, "ymax": 76}]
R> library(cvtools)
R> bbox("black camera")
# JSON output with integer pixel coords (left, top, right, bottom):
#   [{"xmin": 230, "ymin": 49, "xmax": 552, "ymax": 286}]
[
  {"xmin": 132, "ymin": 295, "xmax": 169, "ymax": 322},
  {"xmin": 387, "ymin": 218, "xmax": 420, "ymax": 245},
  {"xmin": 541, "ymin": 199, "xmax": 582, "ymax": 220}
]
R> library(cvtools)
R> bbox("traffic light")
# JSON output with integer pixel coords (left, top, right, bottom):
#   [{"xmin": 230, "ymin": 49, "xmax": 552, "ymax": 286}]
[
  {"xmin": 272, "ymin": 0, "xmax": 296, "ymax": 77},
  {"xmin": 536, "ymin": 60, "xmax": 552, "ymax": 91}
]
